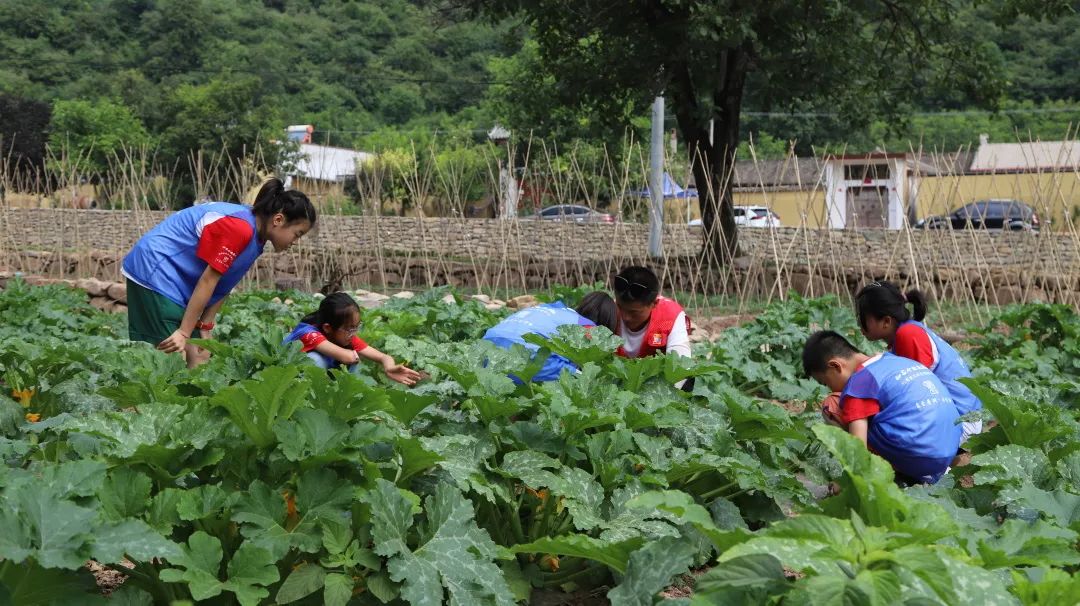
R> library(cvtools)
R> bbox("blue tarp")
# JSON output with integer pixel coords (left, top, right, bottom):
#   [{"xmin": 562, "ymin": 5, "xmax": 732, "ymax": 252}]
[{"xmin": 633, "ymin": 173, "xmax": 698, "ymax": 198}]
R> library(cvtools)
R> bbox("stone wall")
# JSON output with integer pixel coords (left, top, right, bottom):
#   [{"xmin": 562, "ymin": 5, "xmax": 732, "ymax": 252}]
[
  {"xmin": 3, "ymin": 247, "xmax": 1078, "ymax": 309},
  {"xmin": 0, "ymin": 271, "xmax": 129, "ymax": 313},
  {"xmin": 4, "ymin": 208, "xmax": 1078, "ymax": 268},
  {"xmin": 1, "ymin": 208, "xmax": 1078, "ymax": 307}
]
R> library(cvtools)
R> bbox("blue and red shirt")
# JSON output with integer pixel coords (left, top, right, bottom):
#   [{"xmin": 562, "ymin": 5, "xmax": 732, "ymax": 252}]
[
  {"xmin": 840, "ymin": 352, "xmax": 962, "ymax": 483},
  {"xmin": 892, "ymin": 320, "xmax": 982, "ymax": 417},
  {"xmin": 284, "ymin": 323, "xmax": 368, "ymax": 353},
  {"xmin": 122, "ymin": 203, "xmax": 263, "ymax": 307},
  {"xmin": 483, "ymin": 302, "xmax": 593, "ymax": 382}
]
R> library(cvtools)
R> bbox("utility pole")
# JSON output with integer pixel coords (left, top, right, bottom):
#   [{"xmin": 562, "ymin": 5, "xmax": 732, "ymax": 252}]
[{"xmin": 648, "ymin": 96, "xmax": 664, "ymax": 258}]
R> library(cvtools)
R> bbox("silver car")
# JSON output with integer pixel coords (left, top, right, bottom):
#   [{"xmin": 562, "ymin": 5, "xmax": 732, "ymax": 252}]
[{"xmin": 524, "ymin": 204, "xmax": 616, "ymax": 223}]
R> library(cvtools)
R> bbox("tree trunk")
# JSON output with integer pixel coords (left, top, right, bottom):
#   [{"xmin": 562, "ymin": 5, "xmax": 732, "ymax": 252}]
[{"xmin": 669, "ymin": 48, "xmax": 749, "ymax": 265}]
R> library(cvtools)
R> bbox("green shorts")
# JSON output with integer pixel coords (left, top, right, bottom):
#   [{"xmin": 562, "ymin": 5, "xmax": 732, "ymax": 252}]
[{"xmin": 126, "ymin": 279, "xmax": 201, "ymax": 345}]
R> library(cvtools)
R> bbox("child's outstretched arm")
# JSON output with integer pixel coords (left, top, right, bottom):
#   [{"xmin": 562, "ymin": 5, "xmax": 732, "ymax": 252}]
[
  {"xmin": 158, "ymin": 266, "xmax": 222, "ymax": 354},
  {"xmin": 311, "ymin": 340, "xmax": 363, "ymax": 366},
  {"xmin": 358, "ymin": 346, "xmax": 422, "ymax": 386}
]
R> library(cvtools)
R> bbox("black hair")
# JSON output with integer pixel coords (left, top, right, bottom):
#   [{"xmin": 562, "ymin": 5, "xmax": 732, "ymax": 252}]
[
  {"xmin": 854, "ymin": 281, "xmax": 928, "ymax": 328},
  {"xmin": 252, "ymin": 177, "xmax": 317, "ymax": 226},
  {"xmin": 575, "ymin": 291, "xmax": 617, "ymax": 333},
  {"xmin": 612, "ymin": 266, "xmax": 660, "ymax": 305},
  {"xmin": 301, "ymin": 292, "xmax": 360, "ymax": 332},
  {"xmin": 802, "ymin": 330, "xmax": 861, "ymax": 377}
]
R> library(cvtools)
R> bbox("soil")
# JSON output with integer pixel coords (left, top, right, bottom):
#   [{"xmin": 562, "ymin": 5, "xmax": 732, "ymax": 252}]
[{"xmin": 88, "ymin": 560, "xmax": 129, "ymax": 595}]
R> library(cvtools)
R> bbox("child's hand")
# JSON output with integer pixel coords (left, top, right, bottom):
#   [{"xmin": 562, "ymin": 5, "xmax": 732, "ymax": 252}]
[
  {"xmin": 383, "ymin": 361, "xmax": 422, "ymax": 386},
  {"xmin": 157, "ymin": 329, "xmax": 189, "ymax": 354},
  {"xmin": 821, "ymin": 392, "xmax": 844, "ymax": 427}
]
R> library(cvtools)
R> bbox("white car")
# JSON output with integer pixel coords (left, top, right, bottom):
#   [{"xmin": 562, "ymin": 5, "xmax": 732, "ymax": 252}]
[
  {"xmin": 688, "ymin": 207, "xmax": 782, "ymax": 227},
  {"xmin": 735, "ymin": 206, "xmax": 781, "ymax": 227}
]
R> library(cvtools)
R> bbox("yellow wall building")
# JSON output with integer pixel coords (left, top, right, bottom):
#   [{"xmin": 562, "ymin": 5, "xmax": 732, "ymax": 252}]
[{"xmin": 722, "ymin": 144, "xmax": 1080, "ymax": 231}]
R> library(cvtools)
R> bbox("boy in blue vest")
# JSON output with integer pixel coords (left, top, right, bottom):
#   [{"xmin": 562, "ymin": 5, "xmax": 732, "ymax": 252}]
[{"xmin": 802, "ymin": 330, "xmax": 962, "ymax": 485}]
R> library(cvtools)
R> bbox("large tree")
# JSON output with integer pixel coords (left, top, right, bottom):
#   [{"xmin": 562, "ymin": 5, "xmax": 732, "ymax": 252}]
[{"xmin": 467, "ymin": 0, "xmax": 1069, "ymax": 261}]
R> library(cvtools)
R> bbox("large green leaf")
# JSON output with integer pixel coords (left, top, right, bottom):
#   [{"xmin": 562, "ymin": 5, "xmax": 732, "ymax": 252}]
[
  {"xmin": 322, "ymin": 573, "xmax": 354, "ymax": 606},
  {"xmin": 897, "ymin": 547, "xmax": 1022, "ymax": 606},
  {"xmin": 211, "ymin": 366, "xmax": 311, "ymax": 448},
  {"xmin": 361, "ymin": 479, "xmax": 515, "ymax": 606},
  {"xmin": 308, "ymin": 369, "xmax": 392, "ymax": 422},
  {"xmin": 626, "ymin": 490, "xmax": 750, "ymax": 553},
  {"xmin": 0, "ymin": 559, "xmax": 101, "ymax": 605},
  {"xmin": 499, "ymin": 450, "xmax": 605, "ymax": 530},
  {"xmin": 1010, "ymin": 568, "xmax": 1080, "ymax": 606},
  {"xmin": 507, "ymin": 534, "xmax": 644, "ymax": 575},
  {"xmin": 812, "ymin": 425, "xmax": 958, "ymax": 541},
  {"xmin": 998, "ymin": 483, "xmax": 1080, "ymax": 531},
  {"xmin": 160, "ymin": 533, "xmax": 279, "ymax": 606},
  {"xmin": 690, "ymin": 554, "xmax": 791, "ymax": 605},
  {"xmin": 522, "ymin": 324, "xmax": 624, "ymax": 367},
  {"xmin": 272, "ymin": 408, "xmax": 350, "ymax": 463},
  {"xmin": 96, "ymin": 468, "xmax": 152, "ymax": 522},
  {"xmin": 232, "ymin": 470, "xmax": 351, "ymax": 561},
  {"xmin": 964, "ymin": 381, "xmax": 1080, "ymax": 462},
  {"xmin": 384, "ymin": 388, "xmax": 440, "ymax": 425},
  {"xmin": 2, "ymin": 483, "xmax": 97, "ymax": 569},
  {"xmin": 976, "ymin": 519, "xmax": 1080, "ymax": 568},
  {"xmin": 90, "ymin": 519, "xmax": 182, "ymax": 563},
  {"xmin": 176, "ymin": 485, "xmax": 232, "ymax": 522},
  {"xmin": 607, "ymin": 537, "xmax": 696, "ymax": 606},
  {"xmin": 972, "ymin": 445, "xmax": 1052, "ymax": 488},
  {"xmin": 421, "ymin": 434, "xmax": 502, "ymax": 504},
  {"xmin": 276, "ymin": 561, "xmax": 326, "ymax": 600}
]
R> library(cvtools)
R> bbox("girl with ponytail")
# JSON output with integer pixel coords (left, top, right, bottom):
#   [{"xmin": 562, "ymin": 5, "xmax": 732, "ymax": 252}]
[
  {"xmin": 854, "ymin": 281, "xmax": 983, "ymax": 443},
  {"xmin": 283, "ymin": 292, "xmax": 421, "ymax": 385},
  {"xmin": 122, "ymin": 178, "xmax": 316, "ymax": 367}
]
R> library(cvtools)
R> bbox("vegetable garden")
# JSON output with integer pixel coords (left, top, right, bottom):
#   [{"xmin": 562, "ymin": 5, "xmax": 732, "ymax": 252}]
[{"xmin": 1, "ymin": 279, "xmax": 1078, "ymax": 605}]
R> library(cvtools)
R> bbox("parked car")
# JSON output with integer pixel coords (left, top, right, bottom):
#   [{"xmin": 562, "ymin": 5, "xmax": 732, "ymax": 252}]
[
  {"xmin": 689, "ymin": 207, "xmax": 782, "ymax": 228},
  {"xmin": 735, "ymin": 206, "xmax": 782, "ymax": 227},
  {"xmin": 523, "ymin": 204, "xmax": 616, "ymax": 223},
  {"xmin": 916, "ymin": 199, "xmax": 1040, "ymax": 231}
]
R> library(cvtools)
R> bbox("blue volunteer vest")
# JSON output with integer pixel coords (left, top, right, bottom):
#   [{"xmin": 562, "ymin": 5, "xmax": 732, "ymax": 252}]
[
  {"xmin": 483, "ymin": 302, "xmax": 590, "ymax": 382},
  {"xmin": 897, "ymin": 320, "xmax": 982, "ymax": 417},
  {"xmin": 283, "ymin": 323, "xmax": 319, "ymax": 347},
  {"xmin": 842, "ymin": 353, "xmax": 962, "ymax": 481},
  {"xmin": 122, "ymin": 203, "xmax": 262, "ymax": 307}
]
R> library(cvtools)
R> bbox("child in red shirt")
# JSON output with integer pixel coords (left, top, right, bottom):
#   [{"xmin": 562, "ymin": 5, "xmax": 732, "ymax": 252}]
[{"xmin": 284, "ymin": 293, "xmax": 421, "ymax": 386}]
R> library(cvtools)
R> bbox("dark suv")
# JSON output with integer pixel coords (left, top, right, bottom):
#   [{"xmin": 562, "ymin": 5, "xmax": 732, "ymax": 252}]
[{"xmin": 916, "ymin": 199, "xmax": 1040, "ymax": 231}]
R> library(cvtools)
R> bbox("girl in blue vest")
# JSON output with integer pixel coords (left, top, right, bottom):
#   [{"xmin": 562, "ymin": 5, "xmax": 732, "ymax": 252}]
[
  {"xmin": 803, "ymin": 330, "xmax": 962, "ymax": 485},
  {"xmin": 855, "ymin": 281, "xmax": 983, "ymax": 443},
  {"xmin": 482, "ymin": 291, "xmax": 616, "ymax": 382},
  {"xmin": 284, "ymin": 292, "xmax": 421, "ymax": 385},
  {"xmin": 122, "ymin": 178, "xmax": 316, "ymax": 367}
]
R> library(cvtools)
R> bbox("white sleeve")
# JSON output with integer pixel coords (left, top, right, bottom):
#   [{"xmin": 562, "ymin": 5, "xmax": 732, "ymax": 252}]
[{"xmin": 665, "ymin": 311, "xmax": 692, "ymax": 358}]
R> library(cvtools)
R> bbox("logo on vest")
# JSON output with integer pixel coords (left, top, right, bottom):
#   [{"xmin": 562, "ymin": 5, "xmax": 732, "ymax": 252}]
[{"xmin": 649, "ymin": 333, "xmax": 664, "ymax": 347}]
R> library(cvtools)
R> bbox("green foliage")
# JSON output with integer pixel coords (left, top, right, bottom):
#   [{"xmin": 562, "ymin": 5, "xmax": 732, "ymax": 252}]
[
  {"xmin": 48, "ymin": 98, "xmax": 152, "ymax": 175},
  {"xmin": 1, "ymin": 280, "xmax": 1079, "ymax": 605}
]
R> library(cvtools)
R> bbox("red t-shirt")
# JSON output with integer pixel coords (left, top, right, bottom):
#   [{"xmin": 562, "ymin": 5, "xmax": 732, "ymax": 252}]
[
  {"xmin": 195, "ymin": 215, "xmax": 255, "ymax": 274},
  {"xmin": 839, "ymin": 362, "xmax": 881, "ymax": 424},
  {"xmin": 298, "ymin": 331, "xmax": 368, "ymax": 354},
  {"xmin": 892, "ymin": 323, "xmax": 937, "ymax": 369}
]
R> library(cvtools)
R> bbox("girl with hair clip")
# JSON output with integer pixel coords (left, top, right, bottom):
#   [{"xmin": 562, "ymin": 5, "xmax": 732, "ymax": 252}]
[
  {"xmin": 123, "ymin": 178, "xmax": 316, "ymax": 367},
  {"xmin": 854, "ymin": 281, "xmax": 983, "ymax": 444},
  {"xmin": 284, "ymin": 292, "xmax": 422, "ymax": 386}
]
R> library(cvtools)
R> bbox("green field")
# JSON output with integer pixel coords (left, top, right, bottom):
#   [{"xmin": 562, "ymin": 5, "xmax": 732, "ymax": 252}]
[{"xmin": 0, "ymin": 279, "xmax": 1078, "ymax": 605}]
